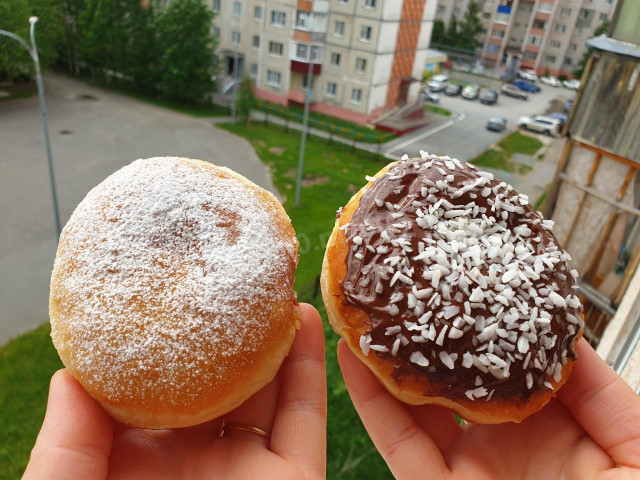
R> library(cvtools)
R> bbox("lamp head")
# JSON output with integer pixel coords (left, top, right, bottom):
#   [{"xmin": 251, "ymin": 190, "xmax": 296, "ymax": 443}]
[{"xmin": 29, "ymin": 16, "xmax": 38, "ymax": 24}]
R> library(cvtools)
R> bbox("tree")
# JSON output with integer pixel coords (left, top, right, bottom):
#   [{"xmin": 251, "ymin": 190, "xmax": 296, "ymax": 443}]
[
  {"xmin": 432, "ymin": 19, "xmax": 445, "ymax": 45},
  {"xmin": 457, "ymin": 1, "xmax": 483, "ymax": 50},
  {"xmin": 574, "ymin": 20, "xmax": 610, "ymax": 79},
  {"xmin": 445, "ymin": 16, "xmax": 458, "ymax": 47},
  {"xmin": 156, "ymin": 0, "xmax": 219, "ymax": 103},
  {"xmin": 0, "ymin": 0, "xmax": 63, "ymax": 81},
  {"xmin": 236, "ymin": 75, "xmax": 255, "ymax": 126}
]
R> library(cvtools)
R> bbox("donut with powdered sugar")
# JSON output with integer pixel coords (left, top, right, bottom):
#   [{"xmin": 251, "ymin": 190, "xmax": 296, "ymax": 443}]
[{"xmin": 50, "ymin": 157, "xmax": 300, "ymax": 428}]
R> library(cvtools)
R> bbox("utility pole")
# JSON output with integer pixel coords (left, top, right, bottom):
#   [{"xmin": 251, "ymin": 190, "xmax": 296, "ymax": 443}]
[
  {"xmin": 294, "ymin": 42, "xmax": 316, "ymax": 208},
  {"xmin": 1, "ymin": 17, "xmax": 61, "ymax": 238}
]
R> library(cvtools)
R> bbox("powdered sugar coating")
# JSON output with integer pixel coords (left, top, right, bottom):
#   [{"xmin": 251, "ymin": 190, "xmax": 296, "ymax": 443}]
[{"xmin": 50, "ymin": 157, "xmax": 298, "ymax": 407}]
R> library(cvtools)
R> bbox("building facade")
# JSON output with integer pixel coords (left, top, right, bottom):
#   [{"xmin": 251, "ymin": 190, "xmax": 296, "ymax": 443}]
[
  {"xmin": 211, "ymin": 0, "xmax": 436, "ymax": 124},
  {"xmin": 434, "ymin": 0, "xmax": 618, "ymax": 77}
]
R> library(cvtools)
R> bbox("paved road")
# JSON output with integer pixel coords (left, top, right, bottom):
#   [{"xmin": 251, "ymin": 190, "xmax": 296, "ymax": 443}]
[
  {"xmin": 385, "ymin": 83, "xmax": 573, "ymax": 162},
  {"xmin": 0, "ymin": 73, "xmax": 277, "ymax": 344}
]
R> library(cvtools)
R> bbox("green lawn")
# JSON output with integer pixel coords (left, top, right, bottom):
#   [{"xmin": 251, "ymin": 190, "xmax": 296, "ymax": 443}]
[
  {"xmin": 254, "ymin": 100, "xmax": 396, "ymax": 144},
  {"xmin": 0, "ymin": 122, "xmax": 392, "ymax": 479},
  {"xmin": 424, "ymin": 104, "xmax": 453, "ymax": 117},
  {"xmin": 471, "ymin": 131, "xmax": 542, "ymax": 175}
]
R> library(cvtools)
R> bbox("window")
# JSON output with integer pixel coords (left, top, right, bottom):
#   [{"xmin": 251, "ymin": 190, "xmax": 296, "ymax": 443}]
[
  {"xmin": 579, "ymin": 9, "xmax": 589, "ymax": 19},
  {"xmin": 296, "ymin": 43, "xmax": 308, "ymax": 59},
  {"xmin": 437, "ymin": 5, "xmax": 446, "ymax": 14},
  {"xmin": 564, "ymin": 57, "xmax": 572, "ymax": 66},
  {"xmin": 212, "ymin": 26, "xmax": 220, "ymax": 37},
  {"xmin": 528, "ymin": 34, "xmax": 542, "ymax": 46},
  {"xmin": 570, "ymin": 43, "xmax": 577, "ymax": 51},
  {"xmin": 555, "ymin": 23, "xmax": 567, "ymax": 33},
  {"xmin": 360, "ymin": 25, "xmax": 372, "ymax": 41},
  {"xmin": 296, "ymin": 11, "xmax": 310, "ymax": 29},
  {"xmin": 523, "ymin": 51, "xmax": 538, "ymax": 60},
  {"xmin": 231, "ymin": 31, "xmax": 241, "ymax": 45},
  {"xmin": 605, "ymin": 0, "xmax": 613, "ymax": 4},
  {"xmin": 351, "ymin": 88, "xmax": 362, "ymax": 104},
  {"xmin": 480, "ymin": 28, "xmax": 487, "ymax": 36},
  {"xmin": 546, "ymin": 55, "xmax": 557, "ymax": 63},
  {"xmin": 250, "ymin": 63, "xmax": 258, "ymax": 78},
  {"xmin": 599, "ymin": 13, "xmax": 608, "ymax": 21},
  {"xmin": 550, "ymin": 40, "xmax": 561, "ymax": 48},
  {"xmin": 355, "ymin": 57, "xmax": 367, "ymax": 73},
  {"xmin": 269, "ymin": 41, "xmax": 283, "ymax": 56},
  {"xmin": 364, "ymin": 0, "xmax": 376, "ymax": 8},
  {"xmin": 254, "ymin": 6, "xmax": 263, "ymax": 20},
  {"xmin": 302, "ymin": 74, "xmax": 314, "ymax": 90},
  {"xmin": 576, "ymin": 27, "xmax": 583, "ymax": 35},
  {"xmin": 271, "ymin": 10, "xmax": 286, "ymax": 26},
  {"xmin": 538, "ymin": 2, "xmax": 553, "ymax": 13},
  {"xmin": 334, "ymin": 20, "xmax": 345, "ymax": 36},
  {"xmin": 492, "ymin": 29, "xmax": 505, "ymax": 39},
  {"xmin": 330, "ymin": 52, "xmax": 341, "ymax": 67},
  {"xmin": 212, "ymin": 0, "xmax": 220, "ymax": 13},
  {"xmin": 487, "ymin": 44, "xmax": 499, "ymax": 53},
  {"xmin": 267, "ymin": 70, "xmax": 281, "ymax": 87},
  {"xmin": 232, "ymin": 1, "xmax": 241, "ymax": 16},
  {"xmin": 310, "ymin": 45, "xmax": 321, "ymax": 61},
  {"xmin": 252, "ymin": 35, "xmax": 260, "ymax": 48},
  {"xmin": 338, "ymin": 0, "xmax": 348, "ymax": 3},
  {"xmin": 326, "ymin": 82, "xmax": 337, "ymax": 97},
  {"xmin": 561, "ymin": 7, "xmax": 571, "ymax": 17},
  {"xmin": 482, "ymin": 12, "xmax": 490, "ymax": 19},
  {"xmin": 495, "ymin": 13, "xmax": 509, "ymax": 23}
]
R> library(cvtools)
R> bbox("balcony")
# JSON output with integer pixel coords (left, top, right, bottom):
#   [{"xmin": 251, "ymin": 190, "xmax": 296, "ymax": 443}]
[{"xmin": 289, "ymin": 41, "xmax": 323, "ymax": 75}]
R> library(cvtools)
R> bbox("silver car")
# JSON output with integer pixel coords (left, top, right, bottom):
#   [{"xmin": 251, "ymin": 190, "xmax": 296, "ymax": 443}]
[{"xmin": 518, "ymin": 115, "xmax": 562, "ymax": 136}]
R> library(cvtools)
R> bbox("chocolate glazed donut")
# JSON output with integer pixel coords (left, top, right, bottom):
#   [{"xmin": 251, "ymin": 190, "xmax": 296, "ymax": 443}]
[{"xmin": 322, "ymin": 154, "xmax": 583, "ymax": 424}]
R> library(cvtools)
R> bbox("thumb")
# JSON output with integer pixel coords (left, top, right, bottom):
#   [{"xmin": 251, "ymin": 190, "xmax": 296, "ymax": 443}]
[{"xmin": 23, "ymin": 369, "xmax": 113, "ymax": 480}]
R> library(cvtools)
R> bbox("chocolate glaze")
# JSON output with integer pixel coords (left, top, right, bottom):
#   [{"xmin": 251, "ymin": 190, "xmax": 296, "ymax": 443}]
[{"xmin": 341, "ymin": 157, "xmax": 582, "ymax": 402}]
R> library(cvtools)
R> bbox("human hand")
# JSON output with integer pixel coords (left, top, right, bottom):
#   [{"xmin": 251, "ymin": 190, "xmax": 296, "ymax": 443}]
[
  {"xmin": 338, "ymin": 338, "xmax": 640, "ymax": 479},
  {"xmin": 23, "ymin": 303, "xmax": 326, "ymax": 480}
]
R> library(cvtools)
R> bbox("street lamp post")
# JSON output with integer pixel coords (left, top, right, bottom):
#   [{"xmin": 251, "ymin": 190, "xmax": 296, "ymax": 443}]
[{"xmin": 0, "ymin": 17, "xmax": 61, "ymax": 238}]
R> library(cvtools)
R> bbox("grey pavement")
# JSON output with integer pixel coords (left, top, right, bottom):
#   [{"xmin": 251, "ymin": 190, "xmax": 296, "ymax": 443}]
[
  {"xmin": 385, "ymin": 83, "xmax": 572, "ymax": 163},
  {"xmin": 0, "ymin": 73, "xmax": 277, "ymax": 344}
]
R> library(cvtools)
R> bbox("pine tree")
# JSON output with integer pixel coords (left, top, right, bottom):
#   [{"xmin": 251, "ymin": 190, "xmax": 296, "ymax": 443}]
[
  {"xmin": 236, "ymin": 75, "xmax": 255, "ymax": 126},
  {"xmin": 457, "ymin": 1, "xmax": 483, "ymax": 50}
]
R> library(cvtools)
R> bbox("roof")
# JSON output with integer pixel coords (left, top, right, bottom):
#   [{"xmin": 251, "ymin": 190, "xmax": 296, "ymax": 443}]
[
  {"xmin": 587, "ymin": 34, "xmax": 640, "ymax": 60},
  {"xmin": 424, "ymin": 48, "xmax": 447, "ymax": 63}
]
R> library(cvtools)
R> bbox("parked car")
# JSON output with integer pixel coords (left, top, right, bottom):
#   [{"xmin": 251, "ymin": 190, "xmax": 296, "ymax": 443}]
[
  {"xmin": 518, "ymin": 69, "xmax": 538, "ymax": 82},
  {"xmin": 487, "ymin": 116, "xmax": 507, "ymax": 132},
  {"xmin": 480, "ymin": 90, "xmax": 498, "ymax": 105},
  {"xmin": 500, "ymin": 84, "xmax": 528, "ymax": 100},
  {"xmin": 421, "ymin": 89, "xmax": 440, "ymax": 103},
  {"xmin": 472, "ymin": 63, "xmax": 485, "ymax": 75},
  {"xmin": 549, "ymin": 112, "xmax": 568, "ymax": 130},
  {"xmin": 427, "ymin": 79, "xmax": 447, "ymax": 92},
  {"xmin": 518, "ymin": 115, "xmax": 563, "ymax": 136},
  {"xmin": 444, "ymin": 84, "xmax": 462, "ymax": 96},
  {"xmin": 540, "ymin": 76, "xmax": 562, "ymax": 87},
  {"xmin": 563, "ymin": 79, "xmax": 581, "ymax": 90},
  {"xmin": 513, "ymin": 80, "xmax": 541, "ymax": 93},
  {"xmin": 564, "ymin": 97, "xmax": 574, "ymax": 113},
  {"xmin": 431, "ymin": 74, "xmax": 449, "ymax": 83},
  {"xmin": 462, "ymin": 85, "xmax": 480, "ymax": 100}
]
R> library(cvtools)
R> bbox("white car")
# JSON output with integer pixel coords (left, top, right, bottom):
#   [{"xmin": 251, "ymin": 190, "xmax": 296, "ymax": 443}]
[
  {"xmin": 431, "ymin": 74, "xmax": 449, "ymax": 83},
  {"xmin": 518, "ymin": 115, "xmax": 562, "ymax": 136},
  {"xmin": 427, "ymin": 79, "xmax": 447, "ymax": 92},
  {"xmin": 540, "ymin": 76, "xmax": 562, "ymax": 87},
  {"xmin": 563, "ymin": 79, "xmax": 581, "ymax": 90},
  {"xmin": 462, "ymin": 85, "xmax": 480, "ymax": 100},
  {"xmin": 518, "ymin": 69, "xmax": 538, "ymax": 82}
]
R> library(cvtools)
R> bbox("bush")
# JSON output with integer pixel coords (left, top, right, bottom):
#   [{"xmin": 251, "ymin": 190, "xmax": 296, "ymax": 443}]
[{"xmin": 558, "ymin": 74, "xmax": 568, "ymax": 82}]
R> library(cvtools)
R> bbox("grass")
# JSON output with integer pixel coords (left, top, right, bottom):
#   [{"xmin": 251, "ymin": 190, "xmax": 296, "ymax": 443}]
[
  {"xmin": 424, "ymin": 104, "xmax": 453, "ymax": 117},
  {"xmin": 254, "ymin": 100, "xmax": 396, "ymax": 144},
  {"xmin": 0, "ymin": 82, "xmax": 37, "ymax": 102},
  {"xmin": 471, "ymin": 131, "xmax": 542, "ymax": 175},
  {"xmin": 0, "ymin": 122, "xmax": 392, "ymax": 479},
  {"xmin": 0, "ymin": 324, "xmax": 63, "ymax": 479}
]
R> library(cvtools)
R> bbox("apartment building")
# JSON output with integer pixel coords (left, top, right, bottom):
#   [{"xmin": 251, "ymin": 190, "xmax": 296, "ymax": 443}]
[
  {"xmin": 211, "ymin": 0, "xmax": 436, "ymax": 124},
  {"xmin": 434, "ymin": 0, "xmax": 618, "ymax": 77}
]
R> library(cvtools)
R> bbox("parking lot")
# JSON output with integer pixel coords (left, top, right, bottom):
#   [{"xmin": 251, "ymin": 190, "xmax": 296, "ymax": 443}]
[{"xmin": 384, "ymin": 76, "xmax": 574, "ymax": 163}]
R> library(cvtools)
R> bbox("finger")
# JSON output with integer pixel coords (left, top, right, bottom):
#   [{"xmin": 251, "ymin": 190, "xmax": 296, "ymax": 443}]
[
  {"xmin": 406, "ymin": 404, "xmax": 461, "ymax": 453},
  {"xmin": 338, "ymin": 341, "xmax": 450, "ymax": 479},
  {"xmin": 223, "ymin": 375, "xmax": 280, "ymax": 446},
  {"xmin": 23, "ymin": 369, "xmax": 113, "ymax": 480},
  {"xmin": 558, "ymin": 338, "xmax": 640, "ymax": 467},
  {"xmin": 270, "ymin": 303, "xmax": 326, "ymax": 478}
]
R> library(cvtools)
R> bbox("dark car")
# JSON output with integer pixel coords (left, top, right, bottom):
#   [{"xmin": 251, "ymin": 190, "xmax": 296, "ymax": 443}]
[
  {"xmin": 565, "ymin": 98, "xmax": 574, "ymax": 113},
  {"xmin": 487, "ymin": 116, "xmax": 507, "ymax": 132},
  {"xmin": 513, "ymin": 80, "xmax": 541, "ymax": 93},
  {"xmin": 480, "ymin": 90, "xmax": 498, "ymax": 105},
  {"xmin": 444, "ymin": 84, "xmax": 462, "ymax": 96}
]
